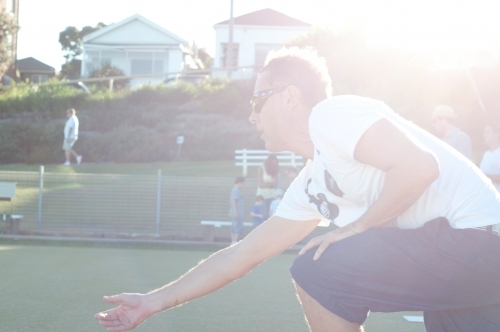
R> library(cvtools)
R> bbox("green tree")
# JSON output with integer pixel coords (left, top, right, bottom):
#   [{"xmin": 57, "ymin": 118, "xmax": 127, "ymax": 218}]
[
  {"xmin": 0, "ymin": 9, "xmax": 19, "ymax": 79},
  {"xmin": 58, "ymin": 22, "xmax": 106, "ymax": 78},
  {"xmin": 89, "ymin": 62, "xmax": 129, "ymax": 90}
]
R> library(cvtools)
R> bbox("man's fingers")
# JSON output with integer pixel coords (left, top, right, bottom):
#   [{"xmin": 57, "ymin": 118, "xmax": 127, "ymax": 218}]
[
  {"xmin": 95, "ymin": 311, "xmax": 117, "ymax": 321},
  {"xmin": 103, "ymin": 294, "xmax": 124, "ymax": 304},
  {"xmin": 313, "ymin": 237, "xmax": 334, "ymax": 260},
  {"xmin": 298, "ymin": 236, "xmax": 323, "ymax": 255},
  {"xmin": 98, "ymin": 319, "xmax": 123, "ymax": 328}
]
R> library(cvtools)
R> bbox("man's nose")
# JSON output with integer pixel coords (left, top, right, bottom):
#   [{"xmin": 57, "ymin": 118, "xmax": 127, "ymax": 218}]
[{"xmin": 249, "ymin": 111, "xmax": 258, "ymax": 124}]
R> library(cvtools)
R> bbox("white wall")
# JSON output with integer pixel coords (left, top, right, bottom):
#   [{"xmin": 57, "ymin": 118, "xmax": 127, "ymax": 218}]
[{"xmin": 213, "ymin": 25, "xmax": 311, "ymax": 79}]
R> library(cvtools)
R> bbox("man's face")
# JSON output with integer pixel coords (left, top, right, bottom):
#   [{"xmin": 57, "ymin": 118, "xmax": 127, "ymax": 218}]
[
  {"xmin": 66, "ymin": 111, "xmax": 72, "ymax": 118},
  {"xmin": 248, "ymin": 72, "xmax": 289, "ymax": 152},
  {"xmin": 432, "ymin": 117, "xmax": 446, "ymax": 136},
  {"xmin": 483, "ymin": 126, "xmax": 499, "ymax": 146}
]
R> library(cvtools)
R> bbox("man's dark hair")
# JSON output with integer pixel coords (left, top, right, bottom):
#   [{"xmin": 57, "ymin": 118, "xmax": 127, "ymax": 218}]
[
  {"xmin": 259, "ymin": 47, "xmax": 332, "ymax": 107},
  {"xmin": 234, "ymin": 176, "xmax": 245, "ymax": 184}
]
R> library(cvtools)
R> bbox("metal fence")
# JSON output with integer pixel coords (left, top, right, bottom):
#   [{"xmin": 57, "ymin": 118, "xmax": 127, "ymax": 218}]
[{"xmin": 0, "ymin": 168, "xmax": 304, "ymax": 241}]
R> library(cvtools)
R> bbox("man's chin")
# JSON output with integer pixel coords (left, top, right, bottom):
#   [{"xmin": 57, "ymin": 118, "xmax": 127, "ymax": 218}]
[{"xmin": 264, "ymin": 141, "xmax": 284, "ymax": 153}]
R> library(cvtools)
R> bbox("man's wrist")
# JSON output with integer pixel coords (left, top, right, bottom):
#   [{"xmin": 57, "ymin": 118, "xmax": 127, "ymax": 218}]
[
  {"xmin": 348, "ymin": 221, "xmax": 367, "ymax": 234},
  {"xmin": 143, "ymin": 291, "xmax": 170, "ymax": 314}
]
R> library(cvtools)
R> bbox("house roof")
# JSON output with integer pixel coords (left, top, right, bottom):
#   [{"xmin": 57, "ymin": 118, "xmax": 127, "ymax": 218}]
[
  {"xmin": 16, "ymin": 57, "xmax": 55, "ymax": 73},
  {"xmin": 215, "ymin": 8, "xmax": 311, "ymax": 27},
  {"xmin": 82, "ymin": 14, "xmax": 188, "ymax": 45}
]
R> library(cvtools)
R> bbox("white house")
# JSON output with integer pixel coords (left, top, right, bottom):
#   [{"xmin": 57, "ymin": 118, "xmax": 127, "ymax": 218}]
[
  {"xmin": 213, "ymin": 8, "xmax": 312, "ymax": 79},
  {"xmin": 81, "ymin": 14, "xmax": 187, "ymax": 85}
]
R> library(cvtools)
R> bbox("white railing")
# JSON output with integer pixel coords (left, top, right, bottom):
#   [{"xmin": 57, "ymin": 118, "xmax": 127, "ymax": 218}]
[{"xmin": 235, "ymin": 149, "xmax": 304, "ymax": 176}]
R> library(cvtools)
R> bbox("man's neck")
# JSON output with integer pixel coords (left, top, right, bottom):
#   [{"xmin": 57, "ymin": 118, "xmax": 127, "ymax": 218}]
[{"xmin": 443, "ymin": 125, "xmax": 458, "ymax": 138}]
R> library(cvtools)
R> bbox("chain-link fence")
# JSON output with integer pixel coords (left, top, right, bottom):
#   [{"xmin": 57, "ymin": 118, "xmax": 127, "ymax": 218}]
[{"xmin": 0, "ymin": 168, "xmax": 321, "ymax": 242}]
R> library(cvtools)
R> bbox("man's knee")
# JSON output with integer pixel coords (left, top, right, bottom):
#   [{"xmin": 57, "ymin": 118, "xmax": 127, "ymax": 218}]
[{"xmin": 290, "ymin": 248, "xmax": 316, "ymax": 282}]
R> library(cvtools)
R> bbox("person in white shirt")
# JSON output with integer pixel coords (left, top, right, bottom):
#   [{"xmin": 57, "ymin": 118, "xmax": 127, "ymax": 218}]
[
  {"xmin": 95, "ymin": 48, "xmax": 500, "ymax": 332},
  {"xmin": 63, "ymin": 108, "xmax": 82, "ymax": 166},
  {"xmin": 480, "ymin": 124, "xmax": 500, "ymax": 192}
]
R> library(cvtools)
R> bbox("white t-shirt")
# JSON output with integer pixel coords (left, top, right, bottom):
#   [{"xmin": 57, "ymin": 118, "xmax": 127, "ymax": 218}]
[
  {"xmin": 64, "ymin": 115, "xmax": 79, "ymax": 139},
  {"xmin": 480, "ymin": 148, "xmax": 500, "ymax": 193},
  {"xmin": 275, "ymin": 96, "xmax": 500, "ymax": 229}
]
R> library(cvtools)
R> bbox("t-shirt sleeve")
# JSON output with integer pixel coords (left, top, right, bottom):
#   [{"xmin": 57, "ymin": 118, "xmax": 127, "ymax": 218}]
[
  {"xmin": 230, "ymin": 189, "xmax": 238, "ymax": 201},
  {"xmin": 310, "ymin": 99, "xmax": 385, "ymax": 159},
  {"xmin": 274, "ymin": 165, "xmax": 330, "ymax": 226}
]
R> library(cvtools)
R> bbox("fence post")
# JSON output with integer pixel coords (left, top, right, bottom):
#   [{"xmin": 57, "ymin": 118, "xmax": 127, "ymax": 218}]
[
  {"xmin": 242, "ymin": 149, "xmax": 248, "ymax": 177},
  {"xmin": 109, "ymin": 79, "xmax": 114, "ymax": 92},
  {"xmin": 37, "ymin": 165, "xmax": 44, "ymax": 231},
  {"xmin": 155, "ymin": 169, "xmax": 162, "ymax": 236},
  {"xmin": 291, "ymin": 152, "xmax": 297, "ymax": 168}
]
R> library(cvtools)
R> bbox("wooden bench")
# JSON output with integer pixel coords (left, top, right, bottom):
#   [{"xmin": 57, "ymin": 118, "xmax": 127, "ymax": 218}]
[
  {"xmin": 0, "ymin": 182, "xmax": 23, "ymax": 235},
  {"xmin": 201, "ymin": 220, "xmax": 252, "ymax": 242},
  {"xmin": 235, "ymin": 149, "xmax": 304, "ymax": 176}
]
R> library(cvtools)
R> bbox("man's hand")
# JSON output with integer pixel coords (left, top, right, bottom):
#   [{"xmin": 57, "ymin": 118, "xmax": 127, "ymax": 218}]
[
  {"xmin": 95, "ymin": 293, "xmax": 156, "ymax": 331},
  {"xmin": 298, "ymin": 224, "xmax": 361, "ymax": 260}
]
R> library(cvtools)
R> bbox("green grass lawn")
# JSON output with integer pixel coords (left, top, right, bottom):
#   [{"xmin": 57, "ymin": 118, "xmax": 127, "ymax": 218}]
[
  {"xmin": 0, "ymin": 160, "xmax": 255, "ymax": 177},
  {"xmin": 0, "ymin": 242, "xmax": 425, "ymax": 332}
]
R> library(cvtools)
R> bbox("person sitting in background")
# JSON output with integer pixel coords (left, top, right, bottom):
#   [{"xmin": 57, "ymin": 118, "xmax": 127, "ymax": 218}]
[
  {"xmin": 480, "ymin": 124, "xmax": 500, "ymax": 192},
  {"xmin": 256, "ymin": 154, "xmax": 280, "ymax": 221},
  {"xmin": 431, "ymin": 105, "xmax": 472, "ymax": 159},
  {"xmin": 269, "ymin": 188, "xmax": 283, "ymax": 217},
  {"xmin": 250, "ymin": 195, "xmax": 265, "ymax": 228}
]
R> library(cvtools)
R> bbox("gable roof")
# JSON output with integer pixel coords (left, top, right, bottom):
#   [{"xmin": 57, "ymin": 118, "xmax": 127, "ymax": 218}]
[
  {"xmin": 215, "ymin": 8, "xmax": 311, "ymax": 27},
  {"xmin": 83, "ymin": 14, "xmax": 187, "ymax": 45},
  {"xmin": 17, "ymin": 57, "xmax": 55, "ymax": 73}
]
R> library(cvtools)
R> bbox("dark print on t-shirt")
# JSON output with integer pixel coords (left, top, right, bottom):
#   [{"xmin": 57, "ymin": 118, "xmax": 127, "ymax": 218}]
[
  {"xmin": 324, "ymin": 170, "xmax": 344, "ymax": 197},
  {"xmin": 305, "ymin": 178, "xmax": 339, "ymax": 221}
]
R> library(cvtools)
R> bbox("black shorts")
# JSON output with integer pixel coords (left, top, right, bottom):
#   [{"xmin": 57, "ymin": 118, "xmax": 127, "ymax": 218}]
[{"xmin": 290, "ymin": 218, "xmax": 500, "ymax": 331}]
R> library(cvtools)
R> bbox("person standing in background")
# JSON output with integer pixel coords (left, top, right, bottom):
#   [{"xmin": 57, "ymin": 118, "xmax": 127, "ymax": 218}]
[
  {"xmin": 431, "ymin": 105, "xmax": 472, "ymax": 159},
  {"xmin": 63, "ymin": 108, "xmax": 82, "ymax": 166},
  {"xmin": 256, "ymin": 154, "xmax": 279, "ymax": 220},
  {"xmin": 480, "ymin": 124, "xmax": 500, "ymax": 192},
  {"xmin": 229, "ymin": 176, "xmax": 245, "ymax": 245}
]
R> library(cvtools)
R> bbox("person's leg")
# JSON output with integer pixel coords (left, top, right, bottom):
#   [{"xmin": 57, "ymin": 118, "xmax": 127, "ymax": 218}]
[
  {"xmin": 294, "ymin": 282, "xmax": 364, "ymax": 332},
  {"xmin": 69, "ymin": 149, "xmax": 78, "ymax": 159},
  {"xmin": 64, "ymin": 150, "xmax": 71, "ymax": 163}
]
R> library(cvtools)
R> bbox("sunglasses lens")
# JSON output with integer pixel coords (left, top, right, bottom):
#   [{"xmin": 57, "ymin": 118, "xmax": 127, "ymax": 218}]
[{"xmin": 251, "ymin": 98, "xmax": 263, "ymax": 113}]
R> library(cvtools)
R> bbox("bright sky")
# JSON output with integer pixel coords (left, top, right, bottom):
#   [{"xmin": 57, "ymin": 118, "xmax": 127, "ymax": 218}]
[{"xmin": 17, "ymin": 0, "xmax": 500, "ymax": 71}]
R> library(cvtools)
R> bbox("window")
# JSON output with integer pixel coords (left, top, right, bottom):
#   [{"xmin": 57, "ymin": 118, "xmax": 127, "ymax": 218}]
[
  {"xmin": 31, "ymin": 74, "xmax": 48, "ymax": 83},
  {"xmin": 130, "ymin": 52, "xmax": 168, "ymax": 75},
  {"xmin": 255, "ymin": 44, "xmax": 281, "ymax": 67},
  {"xmin": 221, "ymin": 43, "xmax": 239, "ymax": 67},
  {"xmin": 83, "ymin": 50, "xmax": 114, "ymax": 76}
]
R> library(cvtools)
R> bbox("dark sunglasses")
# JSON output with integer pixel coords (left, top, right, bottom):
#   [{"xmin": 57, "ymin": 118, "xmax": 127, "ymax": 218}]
[{"xmin": 250, "ymin": 86, "xmax": 289, "ymax": 113}]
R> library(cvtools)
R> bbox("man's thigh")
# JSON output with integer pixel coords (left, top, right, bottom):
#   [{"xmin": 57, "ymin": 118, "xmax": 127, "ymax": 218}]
[{"xmin": 290, "ymin": 218, "xmax": 500, "ymax": 325}]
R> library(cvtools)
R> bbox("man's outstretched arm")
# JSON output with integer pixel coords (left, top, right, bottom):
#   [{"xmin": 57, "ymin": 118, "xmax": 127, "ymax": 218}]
[{"xmin": 95, "ymin": 216, "xmax": 320, "ymax": 331}]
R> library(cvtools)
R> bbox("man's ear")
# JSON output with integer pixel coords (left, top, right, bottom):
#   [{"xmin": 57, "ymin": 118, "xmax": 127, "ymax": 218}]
[{"xmin": 284, "ymin": 85, "xmax": 302, "ymax": 109}]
